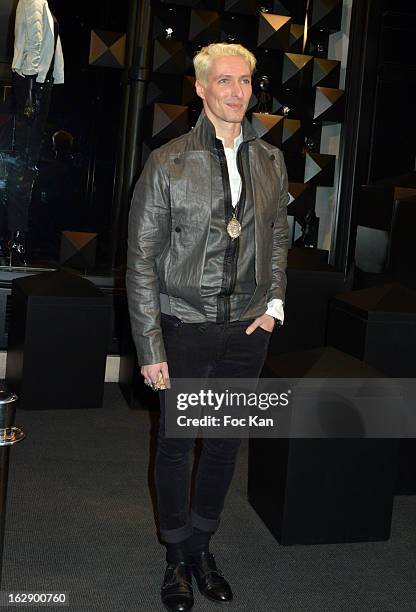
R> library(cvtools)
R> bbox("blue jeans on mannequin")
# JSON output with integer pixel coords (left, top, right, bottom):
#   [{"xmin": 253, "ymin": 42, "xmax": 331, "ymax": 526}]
[{"xmin": 155, "ymin": 314, "xmax": 271, "ymax": 550}]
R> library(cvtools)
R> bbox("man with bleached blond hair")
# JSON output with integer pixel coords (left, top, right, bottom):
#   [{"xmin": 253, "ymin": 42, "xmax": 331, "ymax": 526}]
[{"xmin": 127, "ymin": 42, "xmax": 289, "ymax": 611}]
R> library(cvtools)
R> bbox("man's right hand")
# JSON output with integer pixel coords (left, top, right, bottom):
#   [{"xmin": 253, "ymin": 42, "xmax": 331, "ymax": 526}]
[{"xmin": 141, "ymin": 362, "xmax": 170, "ymax": 390}]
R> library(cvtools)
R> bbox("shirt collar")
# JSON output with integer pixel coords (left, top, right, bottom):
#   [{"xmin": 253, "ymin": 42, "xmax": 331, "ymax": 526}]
[{"xmin": 217, "ymin": 127, "xmax": 243, "ymax": 151}]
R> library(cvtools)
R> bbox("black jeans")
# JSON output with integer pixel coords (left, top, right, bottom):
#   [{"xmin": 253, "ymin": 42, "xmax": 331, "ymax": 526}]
[{"xmin": 155, "ymin": 314, "xmax": 271, "ymax": 544}]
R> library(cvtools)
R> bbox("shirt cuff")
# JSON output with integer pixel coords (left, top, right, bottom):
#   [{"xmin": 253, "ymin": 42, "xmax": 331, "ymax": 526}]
[{"xmin": 266, "ymin": 298, "xmax": 285, "ymax": 324}]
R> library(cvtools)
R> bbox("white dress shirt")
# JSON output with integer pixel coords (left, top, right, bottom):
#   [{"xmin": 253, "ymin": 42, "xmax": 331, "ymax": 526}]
[
  {"xmin": 12, "ymin": 0, "xmax": 64, "ymax": 84},
  {"xmin": 218, "ymin": 129, "xmax": 285, "ymax": 324}
]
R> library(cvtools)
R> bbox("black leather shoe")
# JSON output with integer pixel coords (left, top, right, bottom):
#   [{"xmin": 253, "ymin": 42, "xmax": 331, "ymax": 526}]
[
  {"xmin": 191, "ymin": 551, "xmax": 233, "ymax": 603},
  {"xmin": 161, "ymin": 561, "xmax": 194, "ymax": 612}
]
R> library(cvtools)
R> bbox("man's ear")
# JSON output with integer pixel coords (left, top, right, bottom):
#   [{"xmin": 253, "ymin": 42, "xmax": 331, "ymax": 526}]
[{"xmin": 195, "ymin": 79, "xmax": 205, "ymax": 101}]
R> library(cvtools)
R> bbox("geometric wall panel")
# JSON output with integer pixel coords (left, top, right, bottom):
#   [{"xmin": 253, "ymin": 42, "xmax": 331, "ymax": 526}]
[
  {"xmin": 282, "ymin": 118, "xmax": 303, "ymax": 151},
  {"xmin": 220, "ymin": 12, "xmax": 255, "ymax": 44},
  {"xmin": 305, "ymin": 151, "xmax": 335, "ymax": 186},
  {"xmin": 255, "ymin": 50, "xmax": 284, "ymax": 87},
  {"xmin": 224, "ymin": 0, "xmax": 257, "ymax": 15},
  {"xmin": 313, "ymin": 87, "xmax": 345, "ymax": 123},
  {"xmin": 310, "ymin": 0, "xmax": 342, "ymax": 33},
  {"xmin": 282, "ymin": 53, "xmax": 314, "ymax": 88},
  {"xmin": 284, "ymin": 151, "xmax": 305, "ymax": 183},
  {"xmin": 288, "ymin": 182, "xmax": 309, "ymax": 205},
  {"xmin": 160, "ymin": 0, "xmax": 200, "ymax": 5},
  {"xmin": 271, "ymin": 1, "xmax": 291, "ymax": 16},
  {"xmin": 283, "ymin": 151, "xmax": 335, "ymax": 187},
  {"xmin": 287, "ymin": 181, "xmax": 315, "ymax": 217},
  {"xmin": 160, "ymin": 0, "xmax": 220, "ymax": 6},
  {"xmin": 153, "ymin": 13, "xmax": 189, "ymax": 43},
  {"xmin": 293, "ymin": 208, "xmax": 320, "ymax": 248},
  {"xmin": 141, "ymin": 141, "xmax": 153, "ymax": 167},
  {"xmin": 251, "ymin": 113, "xmax": 284, "ymax": 146},
  {"xmin": 217, "ymin": 13, "xmax": 257, "ymax": 44},
  {"xmin": 59, "ymin": 231, "xmax": 97, "ymax": 270},
  {"xmin": 312, "ymin": 57, "xmax": 340, "ymax": 87},
  {"xmin": 146, "ymin": 81, "xmax": 164, "ymax": 106},
  {"xmin": 258, "ymin": 13, "xmax": 291, "ymax": 50},
  {"xmin": 152, "ymin": 103, "xmax": 189, "ymax": 140},
  {"xmin": 247, "ymin": 93, "xmax": 261, "ymax": 113},
  {"xmin": 89, "ymin": 30, "xmax": 126, "ymax": 69},
  {"xmin": 252, "ymin": 91, "xmax": 281, "ymax": 114},
  {"xmin": 289, "ymin": 24, "xmax": 304, "ymax": 51},
  {"xmin": 153, "ymin": 39, "xmax": 189, "ymax": 74},
  {"xmin": 142, "ymin": 0, "xmax": 347, "ymax": 254},
  {"xmin": 147, "ymin": 74, "xmax": 185, "ymax": 106},
  {"xmin": 182, "ymin": 75, "xmax": 198, "ymax": 105},
  {"xmin": 189, "ymin": 10, "xmax": 220, "ymax": 42},
  {"xmin": 274, "ymin": 88, "xmax": 306, "ymax": 120}
]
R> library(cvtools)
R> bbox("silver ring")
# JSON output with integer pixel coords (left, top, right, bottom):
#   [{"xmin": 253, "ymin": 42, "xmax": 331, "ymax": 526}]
[{"xmin": 144, "ymin": 379, "xmax": 159, "ymax": 392}]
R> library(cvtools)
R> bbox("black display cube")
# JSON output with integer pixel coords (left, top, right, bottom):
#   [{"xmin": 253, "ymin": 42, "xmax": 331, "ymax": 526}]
[
  {"xmin": 269, "ymin": 247, "xmax": 350, "ymax": 356},
  {"xmin": 327, "ymin": 284, "xmax": 416, "ymax": 493},
  {"xmin": 248, "ymin": 347, "xmax": 398, "ymax": 545},
  {"xmin": 326, "ymin": 283, "xmax": 416, "ymax": 377},
  {"xmin": 6, "ymin": 270, "xmax": 112, "ymax": 410}
]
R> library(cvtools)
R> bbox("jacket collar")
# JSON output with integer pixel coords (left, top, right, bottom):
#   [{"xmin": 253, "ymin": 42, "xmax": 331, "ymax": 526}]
[{"xmin": 193, "ymin": 108, "xmax": 257, "ymax": 148}]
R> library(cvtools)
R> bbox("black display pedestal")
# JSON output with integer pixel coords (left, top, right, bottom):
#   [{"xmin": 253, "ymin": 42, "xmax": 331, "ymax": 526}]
[
  {"xmin": 327, "ymin": 284, "xmax": 416, "ymax": 377},
  {"xmin": 326, "ymin": 283, "xmax": 416, "ymax": 493},
  {"xmin": 248, "ymin": 347, "xmax": 398, "ymax": 545},
  {"xmin": 5, "ymin": 270, "xmax": 112, "ymax": 410},
  {"xmin": 389, "ymin": 196, "xmax": 416, "ymax": 290},
  {"xmin": 270, "ymin": 247, "xmax": 350, "ymax": 356}
]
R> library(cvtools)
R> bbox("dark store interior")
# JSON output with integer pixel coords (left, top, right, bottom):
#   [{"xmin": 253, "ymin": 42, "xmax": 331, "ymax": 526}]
[{"xmin": 0, "ymin": 1, "xmax": 415, "ymax": 610}]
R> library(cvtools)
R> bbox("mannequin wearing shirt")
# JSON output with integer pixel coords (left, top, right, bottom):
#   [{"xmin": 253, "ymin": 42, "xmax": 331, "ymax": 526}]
[{"xmin": 6, "ymin": 0, "xmax": 64, "ymax": 265}]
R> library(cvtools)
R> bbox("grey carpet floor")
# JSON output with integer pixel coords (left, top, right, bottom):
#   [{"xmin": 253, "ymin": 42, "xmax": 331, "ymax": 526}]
[{"xmin": 1, "ymin": 384, "xmax": 416, "ymax": 612}]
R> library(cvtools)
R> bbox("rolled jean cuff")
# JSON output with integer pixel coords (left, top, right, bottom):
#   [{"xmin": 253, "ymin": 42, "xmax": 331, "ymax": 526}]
[
  {"xmin": 191, "ymin": 510, "xmax": 220, "ymax": 533},
  {"xmin": 160, "ymin": 520, "xmax": 193, "ymax": 544}
]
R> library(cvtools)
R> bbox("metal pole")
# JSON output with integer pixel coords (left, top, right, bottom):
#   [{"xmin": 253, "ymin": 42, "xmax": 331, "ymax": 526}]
[
  {"xmin": 110, "ymin": 0, "xmax": 140, "ymax": 268},
  {"xmin": 111, "ymin": 0, "xmax": 153, "ymax": 268},
  {"xmin": 0, "ymin": 389, "xmax": 24, "ymax": 587}
]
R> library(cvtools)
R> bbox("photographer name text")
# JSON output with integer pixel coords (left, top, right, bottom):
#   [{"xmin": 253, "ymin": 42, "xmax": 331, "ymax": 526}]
[{"xmin": 177, "ymin": 415, "xmax": 274, "ymax": 428}]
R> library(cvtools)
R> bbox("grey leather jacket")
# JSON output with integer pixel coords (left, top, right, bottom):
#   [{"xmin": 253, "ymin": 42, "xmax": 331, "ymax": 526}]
[{"xmin": 126, "ymin": 110, "xmax": 289, "ymax": 366}]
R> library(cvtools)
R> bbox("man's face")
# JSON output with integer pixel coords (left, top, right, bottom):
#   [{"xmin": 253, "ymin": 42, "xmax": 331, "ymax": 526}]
[{"xmin": 195, "ymin": 55, "xmax": 252, "ymax": 126}]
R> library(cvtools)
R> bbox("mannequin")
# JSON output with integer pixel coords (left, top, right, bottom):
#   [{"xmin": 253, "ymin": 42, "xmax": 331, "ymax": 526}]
[{"xmin": 6, "ymin": 0, "xmax": 64, "ymax": 265}]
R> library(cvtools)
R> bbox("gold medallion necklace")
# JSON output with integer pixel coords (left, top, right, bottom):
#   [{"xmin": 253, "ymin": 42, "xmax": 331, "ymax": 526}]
[
  {"xmin": 227, "ymin": 212, "xmax": 242, "ymax": 239},
  {"xmin": 226, "ymin": 176, "xmax": 242, "ymax": 240}
]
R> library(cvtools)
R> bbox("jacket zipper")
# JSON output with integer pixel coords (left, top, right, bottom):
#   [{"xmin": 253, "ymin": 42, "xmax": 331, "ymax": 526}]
[{"xmin": 215, "ymin": 140, "xmax": 246, "ymax": 323}]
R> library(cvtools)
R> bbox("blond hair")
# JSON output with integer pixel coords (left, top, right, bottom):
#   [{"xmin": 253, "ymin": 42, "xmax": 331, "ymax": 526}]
[{"xmin": 193, "ymin": 43, "xmax": 256, "ymax": 85}]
